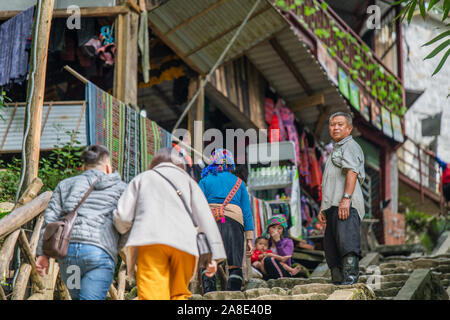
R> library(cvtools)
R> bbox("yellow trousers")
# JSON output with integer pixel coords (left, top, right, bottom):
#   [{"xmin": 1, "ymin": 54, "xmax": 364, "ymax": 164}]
[{"xmin": 136, "ymin": 244, "xmax": 196, "ymax": 300}]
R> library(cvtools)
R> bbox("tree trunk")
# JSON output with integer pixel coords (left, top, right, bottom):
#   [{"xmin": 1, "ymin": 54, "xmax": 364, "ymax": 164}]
[
  {"xmin": 22, "ymin": 0, "xmax": 55, "ymax": 194},
  {"xmin": 0, "ymin": 191, "xmax": 52, "ymax": 240}
]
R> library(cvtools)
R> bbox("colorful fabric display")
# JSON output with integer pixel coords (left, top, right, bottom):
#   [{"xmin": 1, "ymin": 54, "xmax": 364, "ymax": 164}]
[{"xmin": 86, "ymin": 82, "xmax": 172, "ymax": 182}]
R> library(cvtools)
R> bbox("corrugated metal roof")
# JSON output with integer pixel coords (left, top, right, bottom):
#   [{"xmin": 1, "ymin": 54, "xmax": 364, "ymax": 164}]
[
  {"xmin": 148, "ymin": 0, "xmax": 286, "ymax": 74},
  {"xmin": 147, "ymin": 0, "xmax": 350, "ymax": 141},
  {"xmin": 0, "ymin": 102, "xmax": 87, "ymax": 153}
]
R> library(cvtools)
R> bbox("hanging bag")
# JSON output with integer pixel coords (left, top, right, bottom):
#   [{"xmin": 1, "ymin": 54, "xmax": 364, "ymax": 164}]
[
  {"xmin": 42, "ymin": 178, "xmax": 99, "ymax": 259},
  {"xmin": 152, "ymin": 169, "xmax": 213, "ymax": 268},
  {"xmin": 210, "ymin": 178, "xmax": 242, "ymax": 223}
]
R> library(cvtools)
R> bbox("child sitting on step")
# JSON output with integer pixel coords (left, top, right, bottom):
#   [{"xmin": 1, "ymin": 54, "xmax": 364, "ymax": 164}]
[{"xmin": 251, "ymin": 236, "xmax": 301, "ymax": 277}]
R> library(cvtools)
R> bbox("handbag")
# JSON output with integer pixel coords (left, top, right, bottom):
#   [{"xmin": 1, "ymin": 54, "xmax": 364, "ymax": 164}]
[
  {"xmin": 210, "ymin": 178, "xmax": 242, "ymax": 223},
  {"xmin": 153, "ymin": 168, "xmax": 212, "ymax": 268},
  {"xmin": 42, "ymin": 178, "xmax": 99, "ymax": 260}
]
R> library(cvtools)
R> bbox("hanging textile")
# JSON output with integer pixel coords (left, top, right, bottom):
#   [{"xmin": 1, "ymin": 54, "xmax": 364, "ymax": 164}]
[
  {"xmin": 280, "ymin": 104, "xmax": 300, "ymax": 164},
  {"xmin": 86, "ymin": 82, "xmax": 172, "ymax": 182},
  {"xmin": 299, "ymin": 131, "xmax": 311, "ymax": 186},
  {"xmin": 308, "ymin": 147, "xmax": 323, "ymax": 202},
  {"xmin": 0, "ymin": 6, "xmax": 35, "ymax": 87}
]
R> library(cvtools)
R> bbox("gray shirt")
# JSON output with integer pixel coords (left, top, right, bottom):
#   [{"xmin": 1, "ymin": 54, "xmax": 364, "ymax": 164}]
[{"xmin": 320, "ymin": 135, "xmax": 366, "ymax": 220}]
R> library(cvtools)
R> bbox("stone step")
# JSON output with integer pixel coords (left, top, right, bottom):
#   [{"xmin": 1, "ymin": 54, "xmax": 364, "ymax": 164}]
[
  {"xmin": 379, "ymin": 261, "xmax": 413, "ymax": 270},
  {"xmin": 373, "ymin": 287, "xmax": 402, "ymax": 297},
  {"xmin": 359, "ymin": 273, "xmax": 411, "ymax": 283}
]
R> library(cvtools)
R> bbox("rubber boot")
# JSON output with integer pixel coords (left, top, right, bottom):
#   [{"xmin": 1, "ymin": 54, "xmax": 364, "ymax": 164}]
[
  {"xmin": 202, "ymin": 270, "xmax": 217, "ymax": 294},
  {"xmin": 330, "ymin": 267, "xmax": 343, "ymax": 285},
  {"xmin": 227, "ymin": 268, "xmax": 243, "ymax": 291},
  {"xmin": 341, "ymin": 253, "xmax": 359, "ymax": 285}
]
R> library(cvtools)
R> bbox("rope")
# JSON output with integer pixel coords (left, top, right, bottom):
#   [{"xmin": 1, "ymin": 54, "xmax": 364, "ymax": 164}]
[{"xmin": 171, "ymin": 0, "xmax": 262, "ymax": 133}]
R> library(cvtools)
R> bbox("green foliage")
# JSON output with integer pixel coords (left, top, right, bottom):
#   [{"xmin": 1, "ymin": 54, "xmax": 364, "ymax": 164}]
[
  {"xmin": 394, "ymin": 0, "xmax": 450, "ymax": 80},
  {"xmin": 0, "ymin": 131, "xmax": 84, "ymax": 203},
  {"xmin": 0, "ymin": 91, "xmax": 12, "ymax": 121}
]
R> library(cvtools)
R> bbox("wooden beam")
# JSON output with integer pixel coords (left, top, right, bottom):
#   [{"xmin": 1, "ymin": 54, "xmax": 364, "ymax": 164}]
[
  {"xmin": 290, "ymin": 93, "xmax": 325, "ymax": 112},
  {"xmin": 165, "ymin": 0, "xmax": 228, "ymax": 36},
  {"xmin": 113, "ymin": 5, "xmax": 139, "ymax": 105},
  {"xmin": 22, "ymin": 0, "xmax": 55, "ymax": 194},
  {"xmin": 269, "ymin": 38, "xmax": 313, "ymax": 96},
  {"xmin": 0, "ymin": 6, "xmax": 129, "ymax": 20},
  {"xmin": 126, "ymin": 0, "xmax": 142, "ymax": 14},
  {"xmin": 187, "ymin": 76, "xmax": 205, "ymax": 155},
  {"xmin": 0, "ymin": 230, "xmax": 20, "ymax": 284},
  {"xmin": 314, "ymin": 105, "xmax": 332, "ymax": 139}
]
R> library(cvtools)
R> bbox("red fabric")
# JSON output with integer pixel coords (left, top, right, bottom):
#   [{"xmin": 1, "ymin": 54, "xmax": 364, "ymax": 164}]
[
  {"xmin": 443, "ymin": 167, "xmax": 450, "ymax": 185},
  {"xmin": 269, "ymin": 113, "xmax": 281, "ymax": 142},
  {"xmin": 255, "ymin": 199, "xmax": 262, "ymax": 237},
  {"xmin": 251, "ymin": 249, "xmax": 274, "ymax": 264},
  {"xmin": 308, "ymin": 147, "xmax": 322, "ymax": 202},
  {"xmin": 265, "ymin": 97, "xmax": 274, "ymax": 124}
]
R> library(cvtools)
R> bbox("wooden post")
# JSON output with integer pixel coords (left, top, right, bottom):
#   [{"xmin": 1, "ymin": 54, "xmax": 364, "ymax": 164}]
[
  {"xmin": 117, "ymin": 261, "xmax": 127, "ymax": 300},
  {"xmin": 418, "ymin": 145, "xmax": 424, "ymax": 204},
  {"xmin": 113, "ymin": 0, "xmax": 139, "ymax": 105},
  {"xmin": 21, "ymin": 0, "xmax": 55, "ymax": 194},
  {"xmin": 187, "ymin": 76, "xmax": 205, "ymax": 161}
]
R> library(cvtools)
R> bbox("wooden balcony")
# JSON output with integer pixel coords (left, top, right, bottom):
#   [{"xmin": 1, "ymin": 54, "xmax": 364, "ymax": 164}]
[{"xmin": 275, "ymin": 0, "xmax": 405, "ymax": 117}]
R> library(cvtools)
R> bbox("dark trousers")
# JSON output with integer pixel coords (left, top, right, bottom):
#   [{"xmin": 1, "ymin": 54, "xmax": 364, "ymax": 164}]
[
  {"xmin": 262, "ymin": 257, "xmax": 290, "ymax": 280},
  {"xmin": 323, "ymin": 206, "xmax": 361, "ymax": 270},
  {"xmin": 444, "ymin": 183, "xmax": 450, "ymax": 202}
]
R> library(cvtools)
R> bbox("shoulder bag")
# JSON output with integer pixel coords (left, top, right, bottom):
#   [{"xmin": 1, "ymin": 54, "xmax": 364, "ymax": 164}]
[{"xmin": 42, "ymin": 178, "xmax": 99, "ymax": 259}]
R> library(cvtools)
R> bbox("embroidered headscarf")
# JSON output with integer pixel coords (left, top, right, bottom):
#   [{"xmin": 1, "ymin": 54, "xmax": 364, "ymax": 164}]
[
  {"xmin": 262, "ymin": 214, "xmax": 288, "ymax": 238},
  {"xmin": 201, "ymin": 148, "xmax": 236, "ymax": 178}
]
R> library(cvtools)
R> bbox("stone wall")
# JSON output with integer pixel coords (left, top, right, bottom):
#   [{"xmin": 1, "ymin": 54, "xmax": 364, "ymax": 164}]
[{"xmin": 403, "ymin": 16, "xmax": 450, "ymax": 162}]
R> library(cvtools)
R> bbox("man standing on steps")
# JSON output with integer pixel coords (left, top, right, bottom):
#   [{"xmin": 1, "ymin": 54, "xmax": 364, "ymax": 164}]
[{"xmin": 318, "ymin": 112, "xmax": 365, "ymax": 285}]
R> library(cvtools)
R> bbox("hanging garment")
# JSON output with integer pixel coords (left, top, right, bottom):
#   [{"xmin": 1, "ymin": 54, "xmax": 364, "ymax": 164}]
[
  {"xmin": 299, "ymin": 131, "xmax": 311, "ymax": 186},
  {"xmin": 274, "ymin": 100, "xmax": 288, "ymax": 141},
  {"xmin": 308, "ymin": 147, "xmax": 323, "ymax": 203},
  {"xmin": 265, "ymin": 97, "xmax": 274, "ymax": 124},
  {"xmin": 268, "ymin": 113, "xmax": 281, "ymax": 143},
  {"xmin": 280, "ymin": 104, "xmax": 301, "ymax": 164},
  {"xmin": 0, "ymin": 6, "xmax": 35, "ymax": 87}
]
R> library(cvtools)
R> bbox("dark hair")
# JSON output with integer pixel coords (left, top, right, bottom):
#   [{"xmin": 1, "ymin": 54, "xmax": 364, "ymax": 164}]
[
  {"xmin": 255, "ymin": 236, "xmax": 269, "ymax": 244},
  {"xmin": 81, "ymin": 145, "xmax": 110, "ymax": 166},
  {"xmin": 149, "ymin": 148, "xmax": 186, "ymax": 171}
]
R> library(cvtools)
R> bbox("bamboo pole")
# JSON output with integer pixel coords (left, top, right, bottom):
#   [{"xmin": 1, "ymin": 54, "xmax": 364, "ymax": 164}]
[{"xmin": 21, "ymin": 0, "xmax": 55, "ymax": 194}]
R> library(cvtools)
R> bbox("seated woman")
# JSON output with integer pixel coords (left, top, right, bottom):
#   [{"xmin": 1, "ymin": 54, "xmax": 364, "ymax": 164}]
[{"xmin": 260, "ymin": 215, "xmax": 296, "ymax": 280}]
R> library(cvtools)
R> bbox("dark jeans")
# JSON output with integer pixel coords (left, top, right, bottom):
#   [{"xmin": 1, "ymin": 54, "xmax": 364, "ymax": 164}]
[
  {"xmin": 323, "ymin": 206, "xmax": 361, "ymax": 270},
  {"xmin": 262, "ymin": 257, "xmax": 290, "ymax": 280}
]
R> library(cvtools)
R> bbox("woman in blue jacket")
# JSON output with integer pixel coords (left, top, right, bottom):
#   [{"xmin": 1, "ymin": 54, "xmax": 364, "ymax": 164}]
[{"xmin": 199, "ymin": 149, "xmax": 254, "ymax": 293}]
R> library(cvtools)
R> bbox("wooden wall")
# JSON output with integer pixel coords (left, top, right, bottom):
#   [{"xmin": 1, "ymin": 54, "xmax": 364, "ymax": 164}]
[{"xmin": 210, "ymin": 56, "xmax": 266, "ymax": 129}]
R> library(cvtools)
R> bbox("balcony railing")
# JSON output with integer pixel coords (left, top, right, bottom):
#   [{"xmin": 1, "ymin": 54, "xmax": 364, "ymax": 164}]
[
  {"xmin": 275, "ymin": 0, "xmax": 405, "ymax": 117},
  {"xmin": 397, "ymin": 139, "xmax": 447, "ymax": 215}
]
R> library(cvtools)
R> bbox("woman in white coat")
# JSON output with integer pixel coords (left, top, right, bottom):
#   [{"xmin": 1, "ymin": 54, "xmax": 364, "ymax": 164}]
[{"xmin": 113, "ymin": 148, "xmax": 226, "ymax": 300}]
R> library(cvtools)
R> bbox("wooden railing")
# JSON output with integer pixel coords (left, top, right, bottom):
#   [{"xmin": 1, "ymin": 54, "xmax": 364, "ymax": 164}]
[
  {"xmin": 397, "ymin": 139, "xmax": 447, "ymax": 215},
  {"xmin": 276, "ymin": 0, "xmax": 405, "ymax": 116}
]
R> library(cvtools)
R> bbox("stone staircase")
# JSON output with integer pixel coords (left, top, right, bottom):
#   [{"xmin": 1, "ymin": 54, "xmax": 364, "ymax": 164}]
[{"xmin": 190, "ymin": 277, "xmax": 376, "ymax": 300}]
